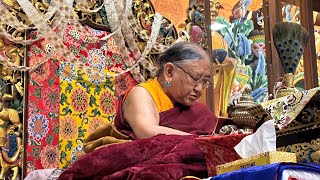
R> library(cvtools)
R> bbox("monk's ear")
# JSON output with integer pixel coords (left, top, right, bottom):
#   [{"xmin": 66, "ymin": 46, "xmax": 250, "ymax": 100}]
[{"xmin": 163, "ymin": 63, "xmax": 175, "ymax": 80}]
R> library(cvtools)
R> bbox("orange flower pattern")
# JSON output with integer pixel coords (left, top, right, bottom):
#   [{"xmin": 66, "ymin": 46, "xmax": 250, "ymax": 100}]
[
  {"xmin": 40, "ymin": 145, "xmax": 59, "ymax": 169},
  {"xmin": 29, "ymin": 55, "xmax": 50, "ymax": 84},
  {"xmin": 99, "ymin": 90, "xmax": 116, "ymax": 115},
  {"xmin": 59, "ymin": 62, "xmax": 76, "ymax": 82},
  {"xmin": 59, "ymin": 116, "xmax": 78, "ymax": 139},
  {"xmin": 88, "ymin": 117, "xmax": 104, "ymax": 136},
  {"xmin": 43, "ymin": 88, "xmax": 60, "ymax": 112},
  {"xmin": 71, "ymin": 88, "xmax": 89, "ymax": 113}
]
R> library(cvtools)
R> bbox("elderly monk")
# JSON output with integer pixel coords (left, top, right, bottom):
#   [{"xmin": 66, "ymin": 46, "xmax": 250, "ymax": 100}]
[
  {"xmin": 58, "ymin": 42, "xmax": 244, "ymax": 180},
  {"xmin": 115, "ymin": 41, "xmax": 218, "ymax": 139}
]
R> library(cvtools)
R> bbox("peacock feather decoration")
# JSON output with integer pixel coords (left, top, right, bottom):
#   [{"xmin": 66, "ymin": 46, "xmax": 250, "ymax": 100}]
[
  {"xmin": 272, "ymin": 22, "xmax": 309, "ymax": 74},
  {"xmin": 272, "ymin": 22, "xmax": 309, "ymax": 97}
]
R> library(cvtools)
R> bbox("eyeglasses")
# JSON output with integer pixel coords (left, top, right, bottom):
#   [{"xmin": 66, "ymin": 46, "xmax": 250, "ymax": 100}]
[{"xmin": 174, "ymin": 64, "xmax": 212, "ymax": 88}]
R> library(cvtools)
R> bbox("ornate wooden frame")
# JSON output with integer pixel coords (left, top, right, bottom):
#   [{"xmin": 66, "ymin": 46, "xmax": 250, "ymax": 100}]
[{"xmin": 263, "ymin": 0, "xmax": 319, "ymax": 93}]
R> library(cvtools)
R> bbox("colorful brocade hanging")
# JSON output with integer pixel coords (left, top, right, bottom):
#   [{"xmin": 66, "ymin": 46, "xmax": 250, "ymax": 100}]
[{"xmin": 26, "ymin": 25, "xmax": 137, "ymax": 172}]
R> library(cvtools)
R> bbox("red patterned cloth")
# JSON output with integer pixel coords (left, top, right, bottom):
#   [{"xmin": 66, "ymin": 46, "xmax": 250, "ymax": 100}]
[
  {"xmin": 27, "ymin": 36, "xmax": 60, "ymax": 172},
  {"xmin": 196, "ymin": 134, "xmax": 247, "ymax": 176}
]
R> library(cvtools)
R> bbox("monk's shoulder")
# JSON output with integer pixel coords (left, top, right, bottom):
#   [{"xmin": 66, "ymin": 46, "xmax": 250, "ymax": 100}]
[{"xmin": 126, "ymin": 86, "xmax": 152, "ymax": 101}]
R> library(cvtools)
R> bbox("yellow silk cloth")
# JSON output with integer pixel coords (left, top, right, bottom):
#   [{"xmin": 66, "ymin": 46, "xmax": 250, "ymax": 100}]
[
  {"xmin": 213, "ymin": 60, "xmax": 236, "ymax": 117},
  {"xmin": 138, "ymin": 78, "xmax": 174, "ymax": 113},
  {"xmin": 211, "ymin": 31, "xmax": 236, "ymax": 117},
  {"xmin": 211, "ymin": 31, "xmax": 228, "ymax": 51},
  {"xmin": 211, "ymin": 30, "xmax": 237, "ymax": 117}
]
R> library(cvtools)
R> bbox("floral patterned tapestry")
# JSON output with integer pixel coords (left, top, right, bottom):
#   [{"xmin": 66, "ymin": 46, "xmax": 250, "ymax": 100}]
[
  {"xmin": 27, "ymin": 38, "xmax": 60, "ymax": 172},
  {"xmin": 26, "ymin": 25, "xmax": 137, "ymax": 172}
]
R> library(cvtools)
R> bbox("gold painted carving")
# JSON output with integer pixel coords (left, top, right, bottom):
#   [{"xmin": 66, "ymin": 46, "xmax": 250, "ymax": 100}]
[
  {"xmin": 132, "ymin": 0, "xmax": 178, "ymax": 79},
  {"xmin": 276, "ymin": 101, "xmax": 320, "ymax": 137},
  {"xmin": 0, "ymin": 36, "xmax": 24, "ymax": 180},
  {"xmin": 277, "ymin": 138, "xmax": 320, "ymax": 163},
  {"xmin": 186, "ymin": 2, "xmax": 207, "ymax": 49},
  {"xmin": 210, "ymin": 0, "xmax": 222, "ymax": 22},
  {"xmin": 0, "ymin": 3, "xmax": 25, "ymax": 177}
]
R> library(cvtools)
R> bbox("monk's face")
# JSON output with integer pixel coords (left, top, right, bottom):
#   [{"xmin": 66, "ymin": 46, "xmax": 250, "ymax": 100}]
[{"xmin": 169, "ymin": 60, "xmax": 211, "ymax": 106}]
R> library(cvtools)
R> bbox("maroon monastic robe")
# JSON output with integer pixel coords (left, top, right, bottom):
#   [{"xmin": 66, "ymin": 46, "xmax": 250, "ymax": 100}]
[
  {"xmin": 58, "ymin": 101, "xmax": 245, "ymax": 180},
  {"xmin": 114, "ymin": 100, "xmax": 219, "ymax": 139}
]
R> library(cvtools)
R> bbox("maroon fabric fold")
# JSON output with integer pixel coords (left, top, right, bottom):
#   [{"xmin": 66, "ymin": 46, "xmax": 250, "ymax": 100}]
[
  {"xmin": 58, "ymin": 135, "xmax": 207, "ymax": 180},
  {"xmin": 58, "ymin": 134, "xmax": 245, "ymax": 180},
  {"xmin": 114, "ymin": 99, "xmax": 218, "ymax": 139}
]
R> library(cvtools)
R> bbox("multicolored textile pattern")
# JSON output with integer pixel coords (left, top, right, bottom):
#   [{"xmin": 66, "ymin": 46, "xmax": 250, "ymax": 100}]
[
  {"xmin": 26, "ymin": 25, "xmax": 137, "ymax": 172},
  {"xmin": 262, "ymin": 87, "xmax": 320, "ymax": 129},
  {"xmin": 247, "ymin": 87, "xmax": 320, "ymax": 130},
  {"xmin": 26, "ymin": 36, "xmax": 60, "ymax": 173}
]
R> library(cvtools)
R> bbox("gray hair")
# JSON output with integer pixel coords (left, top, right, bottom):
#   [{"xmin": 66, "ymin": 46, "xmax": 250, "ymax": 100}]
[{"xmin": 156, "ymin": 41, "xmax": 210, "ymax": 76}]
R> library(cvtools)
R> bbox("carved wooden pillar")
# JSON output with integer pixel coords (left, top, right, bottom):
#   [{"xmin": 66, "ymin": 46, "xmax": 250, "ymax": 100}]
[
  {"xmin": 204, "ymin": 0, "xmax": 214, "ymax": 112},
  {"xmin": 263, "ymin": 0, "xmax": 283, "ymax": 94},
  {"xmin": 299, "ymin": 0, "xmax": 319, "ymax": 89}
]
